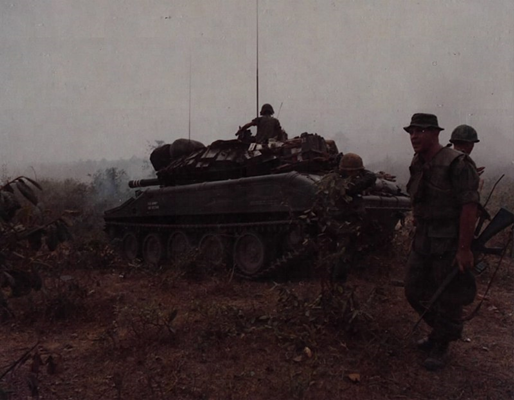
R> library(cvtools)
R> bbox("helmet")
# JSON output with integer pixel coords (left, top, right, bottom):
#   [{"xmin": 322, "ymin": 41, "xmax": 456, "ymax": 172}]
[
  {"xmin": 339, "ymin": 153, "xmax": 364, "ymax": 172},
  {"xmin": 260, "ymin": 103, "xmax": 274, "ymax": 115},
  {"xmin": 450, "ymin": 125, "xmax": 479, "ymax": 143}
]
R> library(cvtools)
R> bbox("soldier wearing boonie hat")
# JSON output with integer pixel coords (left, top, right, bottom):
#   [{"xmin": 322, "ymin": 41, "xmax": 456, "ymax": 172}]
[
  {"xmin": 403, "ymin": 113, "xmax": 480, "ymax": 371},
  {"xmin": 403, "ymin": 113, "xmax": 445, "ymax": 133}
]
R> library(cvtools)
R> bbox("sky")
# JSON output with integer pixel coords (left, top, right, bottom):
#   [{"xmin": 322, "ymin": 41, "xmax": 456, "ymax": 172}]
[{"xmin": 1, "ymin": 0, "xmax": 513, "ymax": 169}]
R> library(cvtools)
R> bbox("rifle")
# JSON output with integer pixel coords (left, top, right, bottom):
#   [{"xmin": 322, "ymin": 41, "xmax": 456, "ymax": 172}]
[
  {"xmin": 408, "ymin": 207, "xmax": 514, "ymax": 337},
  {"xmin": 473, "ymin": 174, "xmax": 504, "ymax": 239},
  {"xmin": 473, "ymin": 207, "xmax": 514, "ymax": 256}
]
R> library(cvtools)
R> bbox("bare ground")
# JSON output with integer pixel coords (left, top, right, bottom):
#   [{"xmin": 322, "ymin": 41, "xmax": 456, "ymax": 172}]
[{"xmin": 1, "ymin": 233, "xmax": 513, "ymax": 400}]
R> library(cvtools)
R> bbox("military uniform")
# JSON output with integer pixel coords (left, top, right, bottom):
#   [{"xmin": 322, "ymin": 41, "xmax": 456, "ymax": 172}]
[
  {"xmin": 344, "ymin": 169, "xmax": 376, "ymax": 197},
  {"xmin": 405, "ymin": 146, "xmax": 479, "ymax": 343},
  {"xmin": 338, "ymin": 153, "xmax": 377, "ymax": 196},
  {"xmin": 252, "ymin": 115, "xmax": 282, "ymax": 143},
  {"xmin": 324, "ymin": 153, "xmax": 377, "ymax": 282}
]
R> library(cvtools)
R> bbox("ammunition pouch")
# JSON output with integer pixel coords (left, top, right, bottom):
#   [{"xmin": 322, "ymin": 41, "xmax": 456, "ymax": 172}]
[
  {"xmin": 413, "ymin": 219, "xmax": 459, "ymax": 255},
  {"xmin": 408, "ymin": 148, "xmax": 463, "ymax": 220}
]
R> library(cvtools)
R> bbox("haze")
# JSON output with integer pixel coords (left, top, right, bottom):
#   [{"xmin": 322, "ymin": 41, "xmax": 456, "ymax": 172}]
[{"xmin": 1, "ymin": 0, "xmax": 513, "ymax": 175}]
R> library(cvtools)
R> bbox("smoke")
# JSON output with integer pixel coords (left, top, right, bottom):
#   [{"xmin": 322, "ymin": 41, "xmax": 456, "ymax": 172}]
[{"xmin": 0, "ymin": 0, "xmax": 512, "ymax": 176}]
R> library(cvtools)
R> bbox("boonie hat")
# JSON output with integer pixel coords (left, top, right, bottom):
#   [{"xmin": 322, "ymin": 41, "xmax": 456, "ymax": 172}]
[{"xmin": 404, "ymin": 113, "xmax": 444, "ymax": 133}]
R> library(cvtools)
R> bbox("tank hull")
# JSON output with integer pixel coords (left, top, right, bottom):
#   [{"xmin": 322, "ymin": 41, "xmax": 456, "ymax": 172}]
[
  {"xmin": 105, "ymin": 172, "xmax": 318, "ymax": 222},
  {"xmin": 105, "ymin": 171, "xmax": 410, "ymax": 278}
]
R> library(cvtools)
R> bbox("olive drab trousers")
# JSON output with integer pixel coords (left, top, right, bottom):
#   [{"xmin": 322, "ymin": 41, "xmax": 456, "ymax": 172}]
[{"xmin": 405, "ymin": 249, "xmax": 477, "ymax": 343}]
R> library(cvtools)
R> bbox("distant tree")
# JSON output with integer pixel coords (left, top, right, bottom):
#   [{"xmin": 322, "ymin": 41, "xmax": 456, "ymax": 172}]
[{"xmin": 90, "ymin": 168, "xmax": 129, "ymax": 204}]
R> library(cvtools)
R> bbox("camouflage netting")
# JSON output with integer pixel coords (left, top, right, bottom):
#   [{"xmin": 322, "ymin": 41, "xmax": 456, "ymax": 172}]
[{"xmin": 153, "ymin": 133, "xmax": 340, "ymax": 186}]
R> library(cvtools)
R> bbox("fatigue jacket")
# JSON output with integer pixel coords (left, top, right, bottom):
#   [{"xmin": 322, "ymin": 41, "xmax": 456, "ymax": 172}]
[
  {"xmin": 345, "ymin": 169, "xmax": 377, "ymax": 197},
  {"xmin": 407, "ymin": 147, "xmax": 479, "ymax": 255},
  {"xmin": 253, "ymin": 116, "xmax": 282, "ymax": 143}
]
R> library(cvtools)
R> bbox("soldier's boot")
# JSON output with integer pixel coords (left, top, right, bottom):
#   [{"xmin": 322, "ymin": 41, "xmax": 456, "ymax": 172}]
[{"xmin": 423, "ymin": 342, "xmax": 449, "ymax": 371}]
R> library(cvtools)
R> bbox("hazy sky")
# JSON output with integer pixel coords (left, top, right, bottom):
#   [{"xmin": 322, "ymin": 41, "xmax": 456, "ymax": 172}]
[{"xmin": 1, "ymin": 0, "xmax": 513, "ymax": 167}]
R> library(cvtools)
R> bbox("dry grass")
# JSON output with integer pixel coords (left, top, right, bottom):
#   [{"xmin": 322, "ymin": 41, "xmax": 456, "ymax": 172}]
[{"xmin": 1, "ymin": 175, "xmax": 513, "ymax": 399}]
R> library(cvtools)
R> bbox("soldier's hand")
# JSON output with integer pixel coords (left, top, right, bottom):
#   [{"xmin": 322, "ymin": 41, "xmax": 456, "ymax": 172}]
[
  {"xmin": 384, "ymin": 173, "xmax": 396, "ymax": 182},
  {"xmin": 376, "ymin": 171, "xmax": 396, "ymax": 182},
  {"xmin": 454, "ymin": 248, "xmax": 474, "ymax": 273}
]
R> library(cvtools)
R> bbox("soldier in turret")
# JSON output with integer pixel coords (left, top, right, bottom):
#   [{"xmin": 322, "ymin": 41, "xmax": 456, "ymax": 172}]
[
  {"xmin": 236, "ymin": 103, "xmax": 285, "ymax": 144},
  {"xmin": 404, "ymin": 113, "xmax": 480, "ymax": 371}
]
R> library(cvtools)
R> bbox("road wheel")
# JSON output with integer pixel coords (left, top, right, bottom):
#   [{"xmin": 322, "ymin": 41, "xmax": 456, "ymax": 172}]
[
  {"xmin": 167, "ymin": 231, "xmax": 192, "ymax": 262},
  {"xmin": 233, "ymin": 232, "xmax": 267, "ymax": 277},
  {"xmin": 106, "ymin": 225, "xmax": 118, "ymax": 240},
  {"xmin": 142, "ymin": 233, "xmax": 164, "ymax": 264},
  {"xmin": 199, "ymin": 233, "xmax": 229, "ymax": 267},
  {"xmin": 284, "ymin": 225, "xmax": 305, "ymax": 250},
  {"xmin": 121, "ymin": 232, "xmax": 139, "ymax": 261}
]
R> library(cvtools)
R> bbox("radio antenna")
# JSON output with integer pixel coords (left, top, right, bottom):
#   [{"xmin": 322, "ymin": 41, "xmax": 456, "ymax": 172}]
[
  {"xmin": 256, "ymin": 0, "xmax": 259, "ymax": 118},
  {"xmin": 188, "ymin": 53, "xmax": 192, "ymax": 140},
  {"xmin": 277, "ymin": 102, "xmax": 283, "ymax": 118}
]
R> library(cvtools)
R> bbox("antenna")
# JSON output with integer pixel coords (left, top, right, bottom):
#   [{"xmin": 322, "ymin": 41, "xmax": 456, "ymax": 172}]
[
  {"xmin": 277, "ymin": 102, "xmax": 283, "ymax": 118},
  {"xmin": 256, "ymin": 0, "xmax": 259, "ymax": 118},
  {"xmin": 188, "ymin": 53, "xmax": 192, "ymax": 140}
]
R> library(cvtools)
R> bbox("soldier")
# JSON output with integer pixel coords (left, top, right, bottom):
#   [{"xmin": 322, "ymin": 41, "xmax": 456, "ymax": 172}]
[
  {"xmin": 404, "ymin": 113, "xmax": 480, "ymax": 371},
  {"xmin": 330, "ymin": 153, "xmax": 376, "ymax": 281},
  {"xmin": 449, "ymin": 124, "xmax": 479, "ymax": 155},
  {"xmin": 449, "ymin": 124, "xmax": 485, "ymax": 176},
  {"xmin": 236, "ymin": 103, "xmax": 284, "ymax": 144},
  {"xmin": 338, "ymin": 153, "xmax": 376, "ymax": 196}
]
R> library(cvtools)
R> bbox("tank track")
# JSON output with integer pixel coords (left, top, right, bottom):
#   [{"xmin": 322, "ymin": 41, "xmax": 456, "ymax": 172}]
[
  {"xmin": 107, "ymin": 219, "xmax": 313, "ymax": 279},
  {"xmin": 235, "ymin": 241, "xmax": 315, "ymax": 280}
]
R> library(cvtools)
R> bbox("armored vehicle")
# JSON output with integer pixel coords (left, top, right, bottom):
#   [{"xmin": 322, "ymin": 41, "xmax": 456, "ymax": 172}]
[{"xmin": 104, "ymin": 133, "xmax": 411, "ymax": 278}]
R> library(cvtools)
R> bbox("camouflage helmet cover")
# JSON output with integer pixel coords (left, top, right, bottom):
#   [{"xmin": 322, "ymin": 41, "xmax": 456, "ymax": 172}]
[
  {"xmin": 450, "ymin": 124, "xmax": 479, "ymax": 143},
  {"xmin": 260, "ymin": 103, "xmax": 274, "ymax": 115},
  {"xmin": 339, "ymin": 153, "xmax": 364, "ymax": 171}
]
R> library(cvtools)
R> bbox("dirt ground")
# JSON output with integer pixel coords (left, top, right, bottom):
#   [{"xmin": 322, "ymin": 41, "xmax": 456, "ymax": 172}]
[{"xmin": 1, "ymin": 232, "xmax": 513, "ymax": 400}]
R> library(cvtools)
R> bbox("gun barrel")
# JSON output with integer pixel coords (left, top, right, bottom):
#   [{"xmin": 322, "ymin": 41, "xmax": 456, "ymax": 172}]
[{"xmin": 128, "ymin": 178, "xmax": 161, "ymax": 188}]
